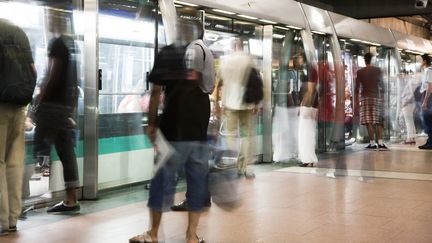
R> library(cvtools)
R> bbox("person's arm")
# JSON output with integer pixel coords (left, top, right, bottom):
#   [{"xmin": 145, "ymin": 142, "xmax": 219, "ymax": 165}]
[
  {"xmin": 354, "ymin": 74, "xmax": 360, "ymax": 116},
  {"xmin": 214, "ymin": 78, "xmax": 223, "ymax": 118},
  {"xmin": 39, "ymin": 57, "xmax": 63, "ymax": 99},
  {"xmin": 424, "ymin": 85, "xmax": 432, "ymax": 109},
  {"xmin": 147, "ymin": 84, "xmax": 162, "ymax": 143}
]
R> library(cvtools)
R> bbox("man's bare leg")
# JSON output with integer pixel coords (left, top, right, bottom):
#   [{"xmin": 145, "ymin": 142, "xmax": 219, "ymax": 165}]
[
  {"xmin": 186, "ymin": 211, "xmax": 201, "ymax": 243},
  {"xmin": 148, "ymin": 209, "xmax": 162, "ymax": 241},
  {"xmin": 366, "ymin": 124, "xmax": 375, "ymax": 144}
]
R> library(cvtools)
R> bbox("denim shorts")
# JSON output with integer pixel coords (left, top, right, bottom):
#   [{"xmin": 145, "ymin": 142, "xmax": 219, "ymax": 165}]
[{"xmin": 148, "ymin": 141, "xmax": 209, "ymax": 212}]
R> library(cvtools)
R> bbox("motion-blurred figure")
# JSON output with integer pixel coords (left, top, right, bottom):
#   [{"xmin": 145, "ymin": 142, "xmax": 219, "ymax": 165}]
[
  {"xmin": 34, "ymin": 13, "xmax": 80, "ymax": 213},
  {"xmin": 297, "ymin": 53, "xmax": 319, "ymax": 167},
  {"xmin": 0, "ymin": 18, "xmax": 36, "ymax": 235},
  {"xmin": 418, "ymin": 54, "xmax": 432, "ymax": 149},
  {"xmin": 400, "ymin": 70, "xmax": 420, "ymax": 144},
  {"xmin": 129, "ymin": 19, "xmax": 209, "ymax": 243},
  {"xmin": 217, "ymin": 38, "xmax": 259, "ymax": 179},
  {"xmin": 354, "ymin": 53, "xmax": 387, "ymax": 150}
]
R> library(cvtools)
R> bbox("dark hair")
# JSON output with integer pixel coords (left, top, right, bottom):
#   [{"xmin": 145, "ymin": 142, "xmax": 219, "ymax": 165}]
[
  {"xmin": 364, "ymin": 52, "xmax": 372, "ymax": 65},
  {"xmin": 422, "ymin": 54, "xmax": 431, "ymax": 66}
]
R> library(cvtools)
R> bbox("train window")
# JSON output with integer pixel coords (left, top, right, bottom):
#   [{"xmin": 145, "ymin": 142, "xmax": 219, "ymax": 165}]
[
  {"xmin": 204, "ymin": 14, "xmax": 233, "ymax": 32},
  {"xmin": 98, "ymin": 1, "xmax": 157, "ymax": 114}
]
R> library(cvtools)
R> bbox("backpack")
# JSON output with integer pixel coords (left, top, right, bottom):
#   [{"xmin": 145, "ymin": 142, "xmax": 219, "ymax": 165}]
[
  {"xmin": 0, "ymin": 30, "xmax": 36, "ymax": 106},
  {"xmin": 243, "ymin": 67, "xmax": 264, "ymax": 104}
]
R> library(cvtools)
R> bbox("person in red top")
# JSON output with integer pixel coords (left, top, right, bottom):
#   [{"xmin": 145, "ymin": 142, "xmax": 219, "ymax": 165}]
[{"xmin": 354, "ymin": 52, "xmax": 387, "ymax": 150}]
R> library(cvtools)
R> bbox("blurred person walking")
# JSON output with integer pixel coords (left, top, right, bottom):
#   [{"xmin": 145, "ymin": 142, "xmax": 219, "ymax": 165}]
[
  {"xmin": 34, "ymin": 14, "xmax": 80, "ymax": 213},
  {"xmin": 354, "ymin": 52, "xmax": 387, "ymax": 150},
  {"xmin": 129, "ymin": 20, "xmax": 210, "ymax": 243},
  {"xmin": 418, "ymin": 54, "xmax": 432, "ymax": 149},
  {"xmin": 216, "ymin": 38, "xmax": 262, "ymax": 179},
  {"xmin": 400, "ymin": 70, "xmax": 420, "ymax": 144},
  {"xmin": 0, "ymin": 18, "xmax": 36, "ymax": 235}
]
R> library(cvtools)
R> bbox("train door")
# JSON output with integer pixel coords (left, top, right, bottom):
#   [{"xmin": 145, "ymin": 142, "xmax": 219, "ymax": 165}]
[
  {"xmin": 271, "ymin": 27, "xmax": 316, "ymax": 162},
  {"xmin": 95, "ymin": 0, "xmax": 158, "ymax": 192},
  {"xmin": 312, "ymin": 33, "xmax": 337, "ymax": 152},
  {"xmin": 340, "ymin": 40, "xmax": 399, "ymax": 143}
]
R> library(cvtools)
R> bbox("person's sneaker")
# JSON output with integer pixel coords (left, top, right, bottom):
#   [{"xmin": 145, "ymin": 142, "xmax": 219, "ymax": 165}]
[
  {"xmin": 171, "ymin": 200, "xmax": 188, "ymax": 211},
  {"xmin": 8, "ymin": 226, "xmax": 17, "ymax": 232},
  {"xmin": 365, "ymin": 144, "xmax": 377, "ymax": 150},
  {"xmin": 378, "ymin": 144, "xmax": 389, "ymax": 150},
  {"xmin": 47, "ymin": 201, "xmax": 80, "ymax": 214},
  {"xmin": 244, "ymin": 171, "xmax": 256, "ymax": 180},
  {"xmin": 419, "ymin": 143, "xmax": 432, "ymax": 150},
  {"xmin": 0, "ymin": 228, "xmax": 8, "ymax": 236}
]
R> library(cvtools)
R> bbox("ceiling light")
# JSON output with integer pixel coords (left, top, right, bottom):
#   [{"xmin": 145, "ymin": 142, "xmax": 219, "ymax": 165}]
[
  {"xmin": 206, "ymin": 15, "xmax": 230, "ymax": 21},
  {"xmin": 286, "ymin": 25, "xmax": 302, "ymax": 30},
  {"xmin": 212, "ymin": 9, "xmax": 235, "ymax": 15},
  {"xmin": 272, "ymin": 34, "xmax": 285, "ymax": 39},
  {"xmin": 275, "ymin": 26, "xmax": 289, "ymax": 30},
  {"xmin": 237, "ymin": 14, "xmax": 258, "ymax": 20},
  {"xmin": 173, "ymin": 1, "xmax": 198, "ymax": 7},
  {"xmin": 259, "ymin": 19, "xmax": 277, "ymax": 24},
  {"xmin": 311, "ymin": 30, "xmax": 325, "ymax": 35}
]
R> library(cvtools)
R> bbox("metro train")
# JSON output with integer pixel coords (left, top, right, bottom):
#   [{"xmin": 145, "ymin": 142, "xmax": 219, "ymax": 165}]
[{"xmin": 1, "ymin": 0, "xmax": 429, "ymax": 205}]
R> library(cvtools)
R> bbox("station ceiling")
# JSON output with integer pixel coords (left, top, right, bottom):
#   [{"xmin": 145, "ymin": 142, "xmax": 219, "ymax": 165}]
[{"xmin": 297, "ymin": 0, "xmax": 432, "ymax": 19}]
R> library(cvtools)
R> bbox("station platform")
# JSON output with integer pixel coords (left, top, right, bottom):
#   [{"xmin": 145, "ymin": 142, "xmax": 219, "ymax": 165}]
[{"xmin": 2, "ymin": 144, "xmax": 432, "ymax": 243}]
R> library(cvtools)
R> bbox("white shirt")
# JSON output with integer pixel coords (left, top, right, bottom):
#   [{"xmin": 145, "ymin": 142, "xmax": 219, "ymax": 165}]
[
  {"xmin": 219, "ymin": 51, "xmax": 255, "ymax": 110},
  {"xmin": 420, "ymin": 67, "xmax": 432, "ymax": 93}
]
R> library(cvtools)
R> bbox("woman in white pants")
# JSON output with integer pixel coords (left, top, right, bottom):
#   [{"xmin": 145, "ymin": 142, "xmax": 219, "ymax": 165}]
[{"xmin": 401, "ymin": 71, "xmax": 420, "ymax": 144}]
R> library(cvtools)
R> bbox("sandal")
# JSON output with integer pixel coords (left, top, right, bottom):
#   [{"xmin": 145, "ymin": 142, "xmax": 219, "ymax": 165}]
[
  {"xmin": 42, "ymin": 166, "xmax": 50, "ymax": 177},
  {"xmin": 129, "ymin": 231, "xmax": 156, "ymax": 243},
  {"xmin": 189, "ymin": 235, "xmax": 205, "ymax": 243}
]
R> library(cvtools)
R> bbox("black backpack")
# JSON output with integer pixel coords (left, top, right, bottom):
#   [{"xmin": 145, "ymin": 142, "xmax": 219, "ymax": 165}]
[
  {"xmin": 0, "ymin": 30, "xmax": 36, "ymax": 106},
  {"xmin": 243, "ymin": 67, "xmax": 264, "ymax": 104}
]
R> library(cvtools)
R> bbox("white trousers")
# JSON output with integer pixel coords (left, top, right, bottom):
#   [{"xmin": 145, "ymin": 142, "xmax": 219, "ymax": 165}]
[{"xmin": 402, "ymin": 103, "xmax": 416, "ymax": 140}]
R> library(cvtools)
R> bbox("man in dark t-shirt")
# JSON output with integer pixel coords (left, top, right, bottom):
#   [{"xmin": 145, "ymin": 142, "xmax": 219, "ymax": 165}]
[
  {"xmin": 129, "ymin": 20, "xmax": 209, "ymax": 243},
  {"xmin": 34, "ymin": 16, "xmax": 79, "ymax": 214},
  {"xmin": 354, "ymin": 52, "xmax": 387, "ymax": 150}
]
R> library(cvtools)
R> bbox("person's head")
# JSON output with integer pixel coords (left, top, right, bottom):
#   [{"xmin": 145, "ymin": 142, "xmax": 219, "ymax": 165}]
[
  {"xmin": 231, "ymin": 38, "xmax": 243, "ymax": 52},
  {"xmin": 345, "ymin": 88, "xmax": 351, "ymax": 99},
  {"xmin": 293, "ymin": 52, "xmax": 306, "ymax": 69},
  {"xmin": 364, "ymin": 52, "xmax": 373, "ymax": 65},
  {"xmin": 47, "ymin": 11, "xmax": 67, "ymax": 36},
  {"xmin": 422, "ymin": 54, "xmax": 431, "ymax": 68},
  {"xmin": 176, "ymin": 19, "xmax": 200, "ymax": 45}
]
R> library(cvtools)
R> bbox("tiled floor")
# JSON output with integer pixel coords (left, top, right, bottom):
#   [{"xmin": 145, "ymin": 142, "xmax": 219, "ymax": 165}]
[{"xmin": 2, "ymin": 147, "xmax": 432, "ymax": 243}]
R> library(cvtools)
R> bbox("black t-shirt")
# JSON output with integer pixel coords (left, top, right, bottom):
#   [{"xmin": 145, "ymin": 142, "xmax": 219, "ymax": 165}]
[
  {"xmin": 42, "ymin": 35, "xmax": 77, "ymax": 108},
  {"xmin": 149, "ymin": 44, "xmax": 210, "ymax": 141}
]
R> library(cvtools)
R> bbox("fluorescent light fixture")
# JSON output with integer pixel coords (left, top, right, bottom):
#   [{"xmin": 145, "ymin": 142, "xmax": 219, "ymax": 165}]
[
  {"xmin": 206, "ymin": 15, "xmax": 230, "ymax": 21},
  {"xmin": 174, "ymin": 4, "xmax": 183, "ymax": 7},
  {"xmin": 275, "ymin": 26, "xmax": 289, "ymax": 30},
  {"xmin": 237, "ymin": 14, "xmax": 258, "ymax": 20},
  {"xmin": 173, "ymin": 1, "xmax": 198, "ymax": 7},
  {"xmin": 350, "ymin": 38, "xmax": 362, "ymax": 42},
  {"xmin": 286, "ymin": 25, "xmax": 302, "ymax": 30},
  {"xmin": 272, "ymin": 33, "xmax": 285, "ymax": 39},
  {"xmin": 311, "ymin": 30, "xmax": 326, "ymax": 35},
  {"xmin": 259, "ymin": 19, "xmax": 277, "ymax": 24},
  {"xmin": 212, "ymin": 9, "xmax": 235, "ymax": 15}
]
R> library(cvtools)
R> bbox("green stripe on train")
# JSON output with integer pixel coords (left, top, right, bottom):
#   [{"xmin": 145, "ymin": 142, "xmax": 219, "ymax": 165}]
[{"xmin": 25, "ymin": 135, "xmax": 153, "ymax": 165}]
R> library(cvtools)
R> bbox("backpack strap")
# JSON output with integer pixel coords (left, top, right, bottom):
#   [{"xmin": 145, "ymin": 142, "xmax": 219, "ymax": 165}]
[{"xmin": 194, "ymin": 43, "xmax": 206, "ymax": 62}]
